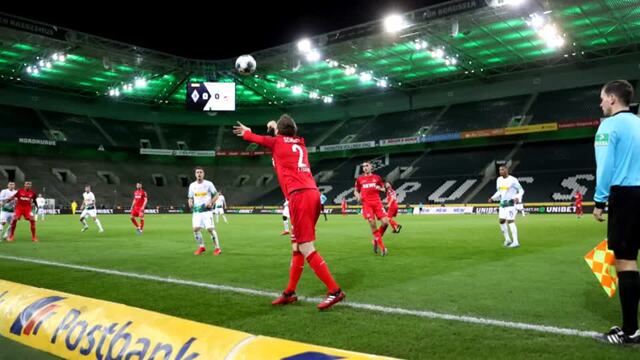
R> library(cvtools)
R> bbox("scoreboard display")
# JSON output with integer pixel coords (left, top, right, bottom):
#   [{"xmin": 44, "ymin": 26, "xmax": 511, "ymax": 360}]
[{"xmin": 186, "ymin": 82, "xmax": 236, "ymax": 111}]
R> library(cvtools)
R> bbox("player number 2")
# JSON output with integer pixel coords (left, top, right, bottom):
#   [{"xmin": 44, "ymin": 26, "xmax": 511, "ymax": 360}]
[{"xmin": 292, "ymin": 144, "xmax": 307, "ymax": 168}]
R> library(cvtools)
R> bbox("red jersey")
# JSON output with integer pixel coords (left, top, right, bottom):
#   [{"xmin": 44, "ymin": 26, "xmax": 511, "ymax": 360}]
[
  {"xmin": 386, "ymin": 187, "xmax": 397, "ymax": 206},
  {"xmin": 14, "ymin": 188, "xmax": 36, "ymax": 208},
  {"xmin": 575, "ymin": 192, "xmax": 583, "ymax": 204},
  {"xmin": 133, "ymin": 189, "xmax": 147, "ymax": 208},
  {"xmin": 243, "ymin": 131, "xmax": 317, "ymax": 196},
  {"xmin": 356, "ymin": 174, "xmax": 384, "ymax": 204}
]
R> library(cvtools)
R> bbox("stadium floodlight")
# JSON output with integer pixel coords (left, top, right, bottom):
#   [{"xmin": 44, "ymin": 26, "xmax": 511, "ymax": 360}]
[
  {"xmin": 51, "ymin": 53, "xmax": 59, "ymax": 61},
  {"xmin": 528, "ymin": 13, "xmax": 545, "ymax": 30},
  {"xmin": 276, "ymin": 81, "xmax": 286, "ymax": 88},
  {"xmin": 45, "ymin": 61, "xmax": 52, "ymax": 69},
  {"xmin": 414, "ymin": 40, "xmax": 428, "ymax": 50},
  {"xmin": 359, "ymin": 72, "xmax": 373, "ymax": 82},
  {"xmin": 344, "ymin": 65, "xmax": 357, "ymax": 76},
  {"xmin": 432, "ymin": 48, "xmax": 445, "ymax": 59},
  {"xmin": 292, "ymin": 85, "xmax": 304, "ymax": 95},
  {"xmin": 384, "ymin": 14, "xmax": 406, "ymax": 33},
  {"xmin": 377, "ymin": 79, "xmax": 388, "ymax": 88},
  {"xmin": 134, "ymin": 77, "xmax": 147, "ymax": 88},
  {"xmin": 58, "ymin": 54, "xmax": 66, "ymax": 62},
  {"xmin": 297, "ymin": 38, "xmax": 312, "ymax": 53},
  {"xmin": 305, "ymin": 49, "xmax": 321, "ymax": 62},
  {"xmin": 38, "ymin": 60, "xmax": 45, "ymax": 67},
  {"xmin": 309, "ymin": 91, "xmax": 319, "ymax": 99},
  {"xmin": 32, "ymin": 67, "xmax": 39, "ymax": 75},
  {"xmin": 326, "ymin": 59, "xmax": 339, "ymax": 68},
  {"xmin": 322, "ymin": 95, "xmax": 333, "ymax": 104},
  {"xmin": 26, "ymin": 66, "xmax": 33, "ymax": 74}
]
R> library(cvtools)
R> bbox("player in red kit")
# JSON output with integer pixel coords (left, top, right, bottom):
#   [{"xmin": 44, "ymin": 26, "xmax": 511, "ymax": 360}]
[
  {"xmin": 233, "ymin": 114, "xmax": 345, "ymax": 310},
  {"xmin": 341, "ymin": 198, "xmax": 347, "ymax": 216},
  {"xmin": 130, "ymin": 182, "xmax": 148, "ymax": 235},
  {"xmin": 6, "ymin": 181, "xmax": 38, "ymax": 242},
  {"xmin": 355, "ymin": 162, "xmax": 390, "ymax": 256},
  {"xmin": 574, "ymin": 190, "xmax": 584, "ymax": 218},
  {"xmin": 385, "ymin": 182, "xmax": 402, "ymax": 233}
]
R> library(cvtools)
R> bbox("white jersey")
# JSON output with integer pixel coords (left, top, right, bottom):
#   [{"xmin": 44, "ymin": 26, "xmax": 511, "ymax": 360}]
[
  {"xmin": 188, "ymin": 180, "xmax": 217, "ymax": 213},
  {"xmin": 36, "ymin": 197, "xmax": 46, "ymax": 207},
  {"xmin": 83, "ymin": 192, "xmax": 96, "ymax": 209},
  {"xmin": 491, "ymin": 175, "xmax": 524, "ymax": 207},
  {"xmin": 0, "ymin": 189, "xmax": 17, "ymax": 212},
  {"xmin": 215, "ymin": 195, "xmax": 226, "ymax": 208}
]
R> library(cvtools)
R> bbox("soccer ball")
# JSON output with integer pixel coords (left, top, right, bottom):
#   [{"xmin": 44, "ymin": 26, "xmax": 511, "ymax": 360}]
[{"xmin": 235, "ymin": 55, "xmax": 256, "ymax": 76}]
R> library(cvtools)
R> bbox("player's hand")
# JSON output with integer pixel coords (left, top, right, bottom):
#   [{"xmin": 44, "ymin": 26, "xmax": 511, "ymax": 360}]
[
  {"xmin": 233, "ymin": 122, "xmax": 251, "ymax": 137},
  {"xmin": 593, "ymin": 208, "xmax": 605, "ymax": 222},
  {"xmin": 487, "ymin": 198, "xmax": 493, "ymax": 203},
  {"xmin": 513, "ymin": 198, "xmax": 519, "ymax": 204}
]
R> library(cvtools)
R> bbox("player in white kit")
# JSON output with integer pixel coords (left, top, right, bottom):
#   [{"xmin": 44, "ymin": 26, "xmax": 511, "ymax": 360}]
[
  {"xmin": 214, "ymin": 192, "xmax": 228, "ymax": 224},
  {"xmin": 80, "ymin": 185, "xmax": 104, "ymax": 233},
  {"xmin": 0, "ymin": 181, "xmax": 17, "ymax": 240},
  {"xmin": 36, "ymin": 194, "xmax": 46, "ymax": 221},
  {"xmin": 281, "ymin": 199, "xmax": 290, "ymax": 235},
  {"xmin": 188, "ymin": 167, "xmax": 221, "ymax": 256},
  {"xmin": 488, "ymin": 165, "xmax": 524, "ymax": 248}
]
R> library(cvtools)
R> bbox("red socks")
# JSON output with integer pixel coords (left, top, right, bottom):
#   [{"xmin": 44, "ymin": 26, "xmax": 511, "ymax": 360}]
[
  {"xmin": 9, "ymin": 219, "xmax": 17, "ymax": 237},
  {"xmin": 389, "ymin": 219, "xmax": 399, "ymax": 231},
  {"xmin": 131, "ymin": 218, "xmax": 139, "ymax": 228},
  {"xmin": 140, "ymin": 219, "xmax": 145, "ymax": 230},
  {"xmin": 29, "ymin": 220, "xmax": 36, "ymax": 238},
  {"xmin": 286, "ymin": 251, "xmax": 305, "ymax": 293},
  {"xmin": 306, "ymin": 251, "xmax": 340, "ymax": 293}
]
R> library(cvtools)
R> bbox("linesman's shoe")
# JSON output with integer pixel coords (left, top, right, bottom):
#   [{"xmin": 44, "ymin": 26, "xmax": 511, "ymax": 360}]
[
  {"xmin": 272, "ymin": 291, "xmax": 298, "ymax": 305},
  {"xmin": 596, "ymin": 326, "xmax": 640, "ymax": 345},
  {"xmin": 318, "ymin": 289, "xmax": 346, "ymax": 311}
]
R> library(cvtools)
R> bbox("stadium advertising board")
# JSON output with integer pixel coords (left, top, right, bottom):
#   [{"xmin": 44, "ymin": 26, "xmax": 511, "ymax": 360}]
[
  {"xmin": 139, "ymin": 149, "xmax": 216, "ymax": 157},
  {"xmin": 0, "ymin": 280, "xmax": 392, "ymax": 359},
  {"xmin": 319, "ymin": 141, "xmax": 376, "ymax": 152},
  {"xmin": 413, "ymin": 206, "xmax": 474, "ymax": 215},
  {"xmin": 379, "ymin": 136, "xmax": 420, "ymax": 146},
  {"xmin": 557, "ymin": 119, "xmax": 601, "ymax": 129},
  {"xmin": 504, "ymin": 122, "xmax": 558, "ymax": 135},
  {"xmin": 421, "ymin": 133, "xmax": 461, "ymax": 143}
]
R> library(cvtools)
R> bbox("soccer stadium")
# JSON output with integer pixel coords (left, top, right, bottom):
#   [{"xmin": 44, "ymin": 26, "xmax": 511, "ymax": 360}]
[{"xmin": 1, "ymin": 0, "xmax": 640, "ymax": 358}]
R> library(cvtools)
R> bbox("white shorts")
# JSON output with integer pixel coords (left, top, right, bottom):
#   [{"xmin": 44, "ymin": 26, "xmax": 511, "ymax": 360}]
[
  {"xmin": 214, "ymin": 207, "xmax": 225, "ymax": 215},
  {"xmin": 282, "ymin": 206, "xmax": 290, "ymax": 218},
  {"xmin": 1, "ymin": 211, "xmax": 13, "ymax": 224},
  {"xmin": 499, "ymin": 206, "xmax": 516, "ymax": 221},
  {"xmin": 192, "ymin": 211, "xmax": 214, "ymax": 229},
  {"xmin": 80, "ymin": 209, "xmax": 97, "ymax": 218},
  {"xmin": 515, "ymin": 203, "xmax": 524, "ymax": 211}
]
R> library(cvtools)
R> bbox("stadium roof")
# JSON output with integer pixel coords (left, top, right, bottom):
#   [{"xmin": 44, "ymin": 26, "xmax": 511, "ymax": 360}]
[{"xmin": 0, "ymin": 0, "xmax": 638, "ymax": 109}]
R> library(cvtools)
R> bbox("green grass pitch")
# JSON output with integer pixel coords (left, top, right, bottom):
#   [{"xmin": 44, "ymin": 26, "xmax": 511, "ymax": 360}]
[{"xmin": 0, "ymin": 213, "xmax": 637, "ymax": 359}]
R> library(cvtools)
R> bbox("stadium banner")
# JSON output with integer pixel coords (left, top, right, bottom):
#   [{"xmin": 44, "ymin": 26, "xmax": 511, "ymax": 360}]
[
  {"xmin": 215, "ymin": 150, "xmax": 271, "ymax": 156},
  {"xmin": 422, "ymin": 0, "xmax": 487, "ymax": 20},
  {"xmin": 421, "ymin": 133, "xmax": 461, "ymax": 143},
  {"xmin": 0, "ymin": 280, "xmax": 394, "ymax": 360},
  {"xmin": 18, "ymin": 138, "xmax": 56, "ymax": 146},
  {"xmin": 379, "ymin": 136, "xmax": 420, "ymax": 146},
  {"xmin": 307, "ymin": 146, "xmax": 317, "ymax": 153},
  {"xmin": 413, "ymin": 206, "xmax": 474, "ymax": 215},
  {"xmin": 504, "ymin": 122, "xmax": 558, "ymax": 135},
  {"xmin": 473, "ymin": 205, "xmax": 587, "ymax": 214},
  {"xmin": 319, "ymin": 141, "xmax": 376, "ymax": 152},
  {"xmin": 557, "ymin": 119, "xmax": 601, "ymax": 129},
  {"xmin": 139, "ymin": 148, "xmax": 216, "ymax": 157},
  {"xmin": 460, "ymin": 128, "xmax": 505, "ymax": 139},
  {"xmin": 0, "ymin": 14, "xmax": 69, "ymax": 40}
]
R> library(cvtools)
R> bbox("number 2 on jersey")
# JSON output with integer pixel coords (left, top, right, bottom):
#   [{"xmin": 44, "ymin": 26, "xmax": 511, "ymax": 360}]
[{"xmin": 292, "ymin": 144, "xmax": 307, "ymax": 168}]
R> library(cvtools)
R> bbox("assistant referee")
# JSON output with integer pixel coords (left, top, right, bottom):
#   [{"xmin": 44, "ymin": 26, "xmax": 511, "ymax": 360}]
[{"xmin": 593, "ymin": 79, "xmax": 640, "ymax": 345}]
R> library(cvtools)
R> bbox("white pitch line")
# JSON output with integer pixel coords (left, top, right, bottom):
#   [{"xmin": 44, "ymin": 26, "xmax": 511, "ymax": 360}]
[{"xmin": 0, "ymin": 254, "xmax": 600, "ymax": 339}]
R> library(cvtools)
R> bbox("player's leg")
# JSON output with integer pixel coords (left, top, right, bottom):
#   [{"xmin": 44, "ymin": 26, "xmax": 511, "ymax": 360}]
[
  {"xmin": 92, "ymin": 213, "xmax": 104, "ymax": 232},
  {"xmin": 192, "ymin": 213, "xmax": 206, "ymax": 255},
  {"xmin": 204, "ymin": 212, "xmax": 220, "ymax": 255},
  {"xmin": 221, "ymin": 209, "xmax": 228, "ymax": 223},
  {"xmin": 506, "ymin": 208, "xmax": 519, "ymax": 248},
  {"xmin": 282, "ymin": 215, "xmax": 290, "ymax": 235},
  {"xmin": 27, "ymin": 211, "xmax": 37, "ymax": 241},
  {"xmin": 272, "ymin": 242, "xmax": 304, "ymax": 305},
  {"xmin": 130, "ymin": 210, "xmax": 139, "ymax": 229},
  {"xmin": 367, "ymin": 217, "xmax": 379, "ymax": 254},
  {"xmin": 498, "ymin": 207, "xmax": 511, "ymax": 246},
  {"xmin": 0, "ymin": 212, "xmax": 6, "ymax": 239},
  {"xmin": 7, "ymin": 210, "xmax": 21, "ymax": 241},
  {"xmin": 321, "ymin": 205, "xmax": 327, "ymax": 221},
  {"xmin": 80, "ymin": 210, "xmax": 89, "ymax": 231}
]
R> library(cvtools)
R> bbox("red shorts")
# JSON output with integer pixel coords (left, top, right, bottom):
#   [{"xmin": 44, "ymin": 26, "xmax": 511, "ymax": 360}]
[
  {"xmin": 131, "ymin": 207, "xmax": 144, "ymax": 218},
  {"xmin": 289, "ymin": 189, "xmax": 321, "ymax": 244},
  {"xmin": 362, "ymin": 202, "xmax": 387, "ymax": 221},
  {"xmin": 14, "ymin": 206, "xmax": 33, "ymax": 220},
  {"xmin": 387, "ymin": 203, "xmax": 398, "ymax": 218}
]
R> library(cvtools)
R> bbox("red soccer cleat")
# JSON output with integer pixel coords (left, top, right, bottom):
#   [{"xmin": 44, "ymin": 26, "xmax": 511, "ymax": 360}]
[
  {"xmin": 32, "ymin": 237, "xmax": 39, "ymax": 243},
  {"xmin": 6, "ymin": 235, "xmax": 14, "ymax": 242},
  {"xmin": 213, "ymin": 248, "xmax": 222, "ymax": 256},
  {"xmin": 317, "ymin": 289, "xmax": 346, "ymax": 311},
  {"xmin": 281, "ymin": 230, "xmax": 290, "ymax": 236},
  {"xmin": 194, "ymin": 247, "xmax": 206, "ymax": 255},
  {"xmin": 272, "ymin": 291, "xmax": 298, "ymax": 305}
]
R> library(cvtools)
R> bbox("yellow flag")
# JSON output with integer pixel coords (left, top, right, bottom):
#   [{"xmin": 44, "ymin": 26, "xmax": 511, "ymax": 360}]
[{"xmin": 584, "ymin": 239, "xmax": 617, "ymax": 298}]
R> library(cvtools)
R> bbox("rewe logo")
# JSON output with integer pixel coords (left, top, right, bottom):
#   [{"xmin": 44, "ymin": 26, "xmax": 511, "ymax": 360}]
[{"xmin": 10, "ymin": 296, "xmax": 65, "ymax": 336}]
